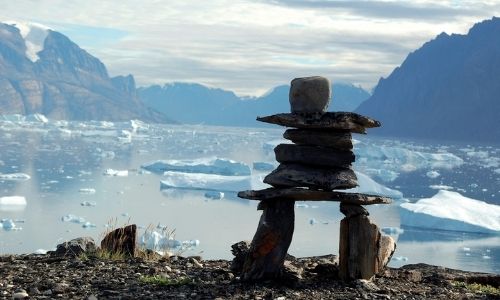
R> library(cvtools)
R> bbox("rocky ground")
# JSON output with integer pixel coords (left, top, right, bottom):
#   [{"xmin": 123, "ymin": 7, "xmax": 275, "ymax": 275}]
[{"xmin": 1, "ymin": 252, "xmax": 499, "ymax": 300}]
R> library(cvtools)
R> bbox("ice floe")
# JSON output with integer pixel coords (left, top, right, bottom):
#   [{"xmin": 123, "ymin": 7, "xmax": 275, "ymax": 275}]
[
  {"xmin": 142, "ymin": 157, "xmax": 251, "ymax": 176},
  {"xmin": 0, "ymin": 219, "xmax": 22, "ymax": 230},
  {"xmin": 0, "ymin": 196, "xmax": 27, "ymax": 211},
  {"xmin": 79, "ymin": 188, "xmax": 96, "ymax": 194},
  {"xmin": 204, "ymin": 191, "xmax": 224, "ymax": 200},
  {"xmin": 0, "ymin": 173, "xmax": 31, "ymax": 181},
  {"xmin": 426, "ymin": 170, "xmax": 440, "ymax": 179},
  {"xmin": 80, "ymin": 201, "xmax": 97, "ymax": 207},
  {"xmin": 429, "ymin": 185, "xmax": 454, "ymax": 190},
  {"xmin": 160, "ymin": 172, "xmax": 251, "ymax": 192},
  {"xmin": 138, "ymin": 230, "xmax": 200, "ymax": 254},
  {"xmin": 103, "ymin": 169, "xmax": 129, "ymax": 177},
  {"xmin": 61, "ymin": 214, "xmax": 86, "ymax": 224},
  {"xmin": 400, "ymin": 190, "xmax": 500, "ymax": 233}
]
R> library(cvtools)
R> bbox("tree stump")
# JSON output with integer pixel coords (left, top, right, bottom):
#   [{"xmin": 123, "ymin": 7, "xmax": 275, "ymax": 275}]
[{"xmin": 241, "ymin": 199, "xmax": 295, "ymax": 281}]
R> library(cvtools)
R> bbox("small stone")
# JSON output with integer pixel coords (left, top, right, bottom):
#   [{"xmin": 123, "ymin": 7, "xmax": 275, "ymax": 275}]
[
  {"xmin": 12, "ymin": 291, "xmax": 29, "ymax": 299},
  {"xmin": 289, "ymin": 76, "xmax": 331, "ymax": 114},
  {"xmin": 87, "ymin": 295, "xmax": 98, "ymax": 300},
  {"xmin": 340, "ymin": 203, "xmax": 369, "ymax": 218}
]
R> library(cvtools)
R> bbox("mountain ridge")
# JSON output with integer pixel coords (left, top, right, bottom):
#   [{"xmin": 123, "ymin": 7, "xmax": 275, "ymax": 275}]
[{"xmin": 356, "ymin": 17, "xmax": 500, "ymax": 143}]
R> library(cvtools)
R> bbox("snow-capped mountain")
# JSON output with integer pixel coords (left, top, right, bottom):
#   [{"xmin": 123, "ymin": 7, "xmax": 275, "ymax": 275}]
[{"xmin": 0, "ymin": 21, "xmax": 167, "ymax": 122}]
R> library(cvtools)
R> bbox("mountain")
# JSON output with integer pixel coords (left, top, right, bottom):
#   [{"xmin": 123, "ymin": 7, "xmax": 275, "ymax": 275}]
[
  {"xmin": 138, "ymin": 82, "xmax": 370, "ymax": 126},
  {"xmin": 356, "ymin": 17, "xmax": 500, "ymax": 143},
  {"xmin": 0, "ymin": 21, "xmax": 168, "ymax": 122}
]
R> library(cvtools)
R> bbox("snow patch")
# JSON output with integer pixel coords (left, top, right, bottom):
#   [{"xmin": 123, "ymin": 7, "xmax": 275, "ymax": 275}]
[
  {"xmin": 0, "ymin": 173, "xmax": 31, "ymax": 181},
  {"xmin": 5, "ymin": 21, "xmax": 50, "ymax": 62},
  {"xmin": 400, "ymin": 190, "xmax": 500, "ymax": 233}
]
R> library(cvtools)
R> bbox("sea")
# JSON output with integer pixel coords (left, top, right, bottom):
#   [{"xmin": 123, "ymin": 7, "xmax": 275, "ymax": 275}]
[{"xmin": 0, "ymin": 116, "xmax": 498, "ymax": 274}]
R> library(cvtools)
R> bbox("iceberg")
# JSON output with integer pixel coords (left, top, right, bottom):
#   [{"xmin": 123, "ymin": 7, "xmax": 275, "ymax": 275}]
[
  {"xmin": 400, "ymin": 190, "xmax": 500, "ymax": 234},
  {"xmin": 161, "ymin": 172, "xmax": 251, "ymax": 192},
  {"xmin": 142, "ymin": 157, "xmax": 251, "ymax": 176},
  {"xmin": 138, "ymin": 230, "xmax": 199, "ymax": 254},
  {"xmin": 204, "ymin": 191, "xmax": 224, "ymax": 200},
  {"xmin": 344, "ymin": 172, "xmax": 404, "ymax": 200},
  {"xmin": 61, "ymin": 214, "xmax": 86, "ymax": 224},
  {"xmin": 0, "ymin": 219, "xmax": 20, "ymax": 230},
  {"xmin": 0, "ymin": 173, "xmax": 31, "ymax": 181}
]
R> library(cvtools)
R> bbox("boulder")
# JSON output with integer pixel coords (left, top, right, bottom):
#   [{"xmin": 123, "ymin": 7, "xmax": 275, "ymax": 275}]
[{"xmin": 289, "ymin": 76, "xmax": 331, "ymax": 114}]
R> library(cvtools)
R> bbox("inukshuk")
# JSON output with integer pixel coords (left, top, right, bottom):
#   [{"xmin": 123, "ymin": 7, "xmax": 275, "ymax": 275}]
[{"xmin": 238, "ymin": 76, "xmax": 396, "ymax": 281}]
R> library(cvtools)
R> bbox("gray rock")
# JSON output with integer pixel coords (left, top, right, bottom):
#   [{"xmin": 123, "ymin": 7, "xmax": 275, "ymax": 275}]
[
  {"xmin": 12, "ymin": 290, "xmax": 29, "ymax": 299},
  {"xmin": 289, "ymin": 76, "xmax": 331, "ymax": 114},
  {"xmin": 340, "ymin": 203, "xmax": 369, "ymax": 218},
  {"xmin": 50, "ymin": 237, "xmax": 96, "ymax": 257},
  {"xmin": 377, "ymin": 235, "xmax": 396, "ymax": 275}
]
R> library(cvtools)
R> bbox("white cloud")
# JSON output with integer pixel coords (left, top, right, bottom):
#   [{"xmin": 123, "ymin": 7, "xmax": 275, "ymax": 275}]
[{"xmin": 1, "ymin": 0, "xmax": 499, "ymax": 95}]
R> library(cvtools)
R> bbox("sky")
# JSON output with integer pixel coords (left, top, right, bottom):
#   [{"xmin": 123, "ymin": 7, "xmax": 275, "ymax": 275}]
[{"xmin": 2, "ymin": 0, "xmax": 500, "ymax": 96}]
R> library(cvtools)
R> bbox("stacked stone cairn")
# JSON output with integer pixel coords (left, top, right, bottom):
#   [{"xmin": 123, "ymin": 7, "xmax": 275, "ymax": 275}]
[{"xmin": 237, "ymin": 76, "xmax": 396, "ymax": 282}]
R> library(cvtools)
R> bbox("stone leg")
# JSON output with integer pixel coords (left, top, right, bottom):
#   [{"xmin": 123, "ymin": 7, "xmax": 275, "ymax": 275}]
[
  {"xmin": 339, "ymin": 203, "xmax": 396, "ymax": 281},
  {"xmin": 241, "ymin": 199, "xmax": 295, "ymax": 281}
]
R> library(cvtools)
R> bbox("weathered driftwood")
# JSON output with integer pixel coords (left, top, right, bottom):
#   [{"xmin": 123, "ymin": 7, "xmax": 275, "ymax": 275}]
[
  {"xmin": 283, "ymin": 129, "xmax": 353, "ymax": 149},
  {"xmin": 100, "ymin": 224, "xmax": 137, "ymax": 257},
  {"xmin": 264, "ymin": 163, "xmax": 357, "ymax": 190},
  {"xmin": 275, "ymin": 144, "xmax": 355, "ymax": 168},
  {"xmin": 339, "ymin": 214, "xmax": 395, "ymax": 281},
  {"xmin": 238, "ymin": 188, "xmax": 392, "ymax": 205},
  {"xmin": 257, "ymin": 112, "xmax": 381, "ymax": 133},
  {"xmin": 241, "ymin": 200, "xmax": 295, "ymax": 281}
]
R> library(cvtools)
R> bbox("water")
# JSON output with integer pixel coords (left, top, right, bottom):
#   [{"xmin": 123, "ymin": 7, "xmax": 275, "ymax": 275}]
[{"xmin": 0, "ymin": 119, "xmax": 498, "ymax": 274}]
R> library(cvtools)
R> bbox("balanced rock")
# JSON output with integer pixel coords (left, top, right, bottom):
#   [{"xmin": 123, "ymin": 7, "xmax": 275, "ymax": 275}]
[
  {"xmin": 340, "ymin": 203, "xmax": 369, "ymax": 218},
  {"xmin": 289, "ymin": 76, "xmax": 331, "ymax": 114},
  {"xmin": 100, "ymin": 224, "xmax": 137, "ymax": 257},
  {"xmin": 257, "ymin": 112, "xmax": 380, "ymax": 133},
  {"xmin": 283, "ymin": 129, "xmax": 353, "ymax": 150},
  {"xmin": 264, "ymin": 163, "xmax": 357, "ymax": 190},
  {"xmin": 238, "ymin": 188, "xmax": 392, "ymax": 205},
  {"xmin": 274, "ymin": 144, "xmax": 355, "ymax": 168}
]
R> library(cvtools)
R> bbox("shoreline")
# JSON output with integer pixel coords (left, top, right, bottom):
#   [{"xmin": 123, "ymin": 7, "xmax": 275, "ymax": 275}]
[{"xmin": 1, "ymin": 253, "xmax": 499, "ymax": 299}]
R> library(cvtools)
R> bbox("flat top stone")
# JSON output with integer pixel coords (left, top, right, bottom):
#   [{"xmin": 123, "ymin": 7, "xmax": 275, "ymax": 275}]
[
  {"xmin": 238, "ymin": 187, "xmax": 392, "ymax": 205},
  {"xmin": 257, "ymin": 112, "xmax": 380, "ymax": 133}
]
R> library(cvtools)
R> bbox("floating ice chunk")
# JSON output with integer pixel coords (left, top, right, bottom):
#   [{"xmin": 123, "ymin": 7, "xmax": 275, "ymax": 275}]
[
  {"xmin": 462, "ymin": 247, "xmax": 471, "ymax": 252},
  {"xmin": 381, "ymin": 227, "xmax": 404, "ymax": 235},
  {"xmin": 0, "ymin": 173, "xmax": 31, "ymax": 181},
  {"xmin": 79, "ymin": 188, "xmax": 96, "ymax": 194},
  {"xmin": 61, "ymin": 214, "xmax": 86, "ymax": 224},
  {"xmin": 82, "ymin": 222, "xmax": 96, "ymax": 229},
  {"xmin": 103, "ymin": 169, "xmax": 128, "ymax": 177},
  {"xmin": 80, "ymin": 201, "xmax": 96, "ymax": 207},
  {"xmin": 253, "ymin": 162, "xmax": 275, "ymax": 171},
  {"xmin": 0, "ymin": 219, "xmax": 16, "ymax": 230},
  {"xmin": 100, "ymin": 151, "xmax": 115, "ymax": 159},
  {"xmin": 138, "ymin": 230, "xmax": 198, "ymax": 253},
  {"xmin": 296, "ymin": 203, "xmax": 309, "ymax": 208},
  {"xmin": 142, "ymin": 157, "xmax": 251, "ymax": 176},
  {"xmin": 429, "ymin": 185, "xmax": 454, "ymax": 190},
  {"xmin": 161, "ymin": 172, "xmax": 251, "ymax": 192},
  {"xmin": 400, "ymin": 190, "xmax": 500, "ymax": 233},
  {"xmin": 482, "ymin": 255, "xmax": 491, "ymax": 259},
  {"xmin": 426, "ymin": 170, "xmax": 440, "ymax": 179},
  {"xmin": 204, "ymin": 191, "xmax": 224, "ymax": 200},
  {"xmin": 0, "ymin": 196, "xmax": 26, "ymax": 206},
  {"xmin": 117, "ymin": 130, "xmax": 132, "ymax": 143},
  {"xmin": 344, "ymin": 172, "xmax": 404, "ymax": 199},
  {"xmin": 392, "ymin": 256, "xmax": 408, "ymax": 262},
  {"xmin": 25, "ymin": 113, "xmax": 48, "ymax": 123},
  {"xmin": 309, "ymin": 218, "xmax": 318, "ymax": 225}
]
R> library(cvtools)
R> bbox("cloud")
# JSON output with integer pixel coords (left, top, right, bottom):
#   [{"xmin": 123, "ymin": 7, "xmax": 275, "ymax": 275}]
[{"xmin": 1, "ymin": 0, "xmax": 499, "ymax": 95}]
